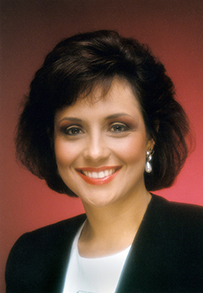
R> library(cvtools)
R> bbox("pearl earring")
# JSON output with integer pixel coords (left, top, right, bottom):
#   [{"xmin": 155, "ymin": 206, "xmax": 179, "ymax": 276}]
[{"xmin": 145, "ymin": 150, "xmax": 153, "ymax": 173}]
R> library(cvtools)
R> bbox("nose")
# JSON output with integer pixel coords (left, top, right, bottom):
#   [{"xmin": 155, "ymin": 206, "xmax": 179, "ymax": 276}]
[{"xmin": 83, "ymin": 132, "xmax": 110, "ymax": 162}]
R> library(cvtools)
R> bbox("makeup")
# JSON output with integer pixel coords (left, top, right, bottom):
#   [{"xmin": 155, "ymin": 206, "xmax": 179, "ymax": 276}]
[
  {"xmin": 76, "ymin": 166, "xmax": 121, "ymax": 185},
  {"xmin": 54, "ymin": 78, "xmax": 152, "ymax": 206}
]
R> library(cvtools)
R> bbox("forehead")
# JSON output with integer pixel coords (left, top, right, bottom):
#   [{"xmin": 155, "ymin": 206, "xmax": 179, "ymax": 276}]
[{"xmin": 78, "ymin": 77, "xmax": 141, "ymax": 107}]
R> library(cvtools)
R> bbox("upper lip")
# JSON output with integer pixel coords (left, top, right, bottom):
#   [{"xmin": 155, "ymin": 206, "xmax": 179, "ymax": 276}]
[{"xmin": 76, "ymin": 166, "xmax": 122, "ymax": 172}]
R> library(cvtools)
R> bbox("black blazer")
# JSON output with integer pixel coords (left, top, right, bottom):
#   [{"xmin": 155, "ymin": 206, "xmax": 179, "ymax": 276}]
[{"xmin": 5, "ymin": 195, "xmax": 203, "ymax": 292}]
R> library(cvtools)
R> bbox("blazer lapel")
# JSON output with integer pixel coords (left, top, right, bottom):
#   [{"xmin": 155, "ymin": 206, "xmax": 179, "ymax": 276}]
[
  {"xmin": 50, "ymin": 214, "xmax": 87, "ymax": 293},
  {"xmin": 115, "ymin": 195, "xmax": 181, "ymax": 292}
]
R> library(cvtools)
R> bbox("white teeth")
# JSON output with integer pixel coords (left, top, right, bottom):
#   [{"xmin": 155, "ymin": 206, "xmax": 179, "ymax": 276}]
[
  {"xmin": 82, "ymin": 169, "xmax": 115, "ymax": 179},
  {"xmin": 92, "ymin": 172, "xmax": 97, "ymax": 178},
  {"xmin": 104, "ymin": 170, "xmax": 110, "ymax": 177}
]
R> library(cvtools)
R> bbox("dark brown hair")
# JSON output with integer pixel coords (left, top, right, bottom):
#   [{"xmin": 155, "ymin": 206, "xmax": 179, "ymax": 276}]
[{"xmin": 16, "ymin": 30, "xmax": 190, "ymax": 196}]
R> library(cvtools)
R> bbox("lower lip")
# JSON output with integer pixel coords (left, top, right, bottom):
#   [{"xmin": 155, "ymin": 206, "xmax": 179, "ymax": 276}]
[{"xmin": 77, "ymin": 169, "xmax": 121, "ymax": 185}]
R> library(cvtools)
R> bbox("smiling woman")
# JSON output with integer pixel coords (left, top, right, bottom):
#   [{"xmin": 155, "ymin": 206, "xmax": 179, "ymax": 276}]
[
  {"xmin": 54, "ymin": 78, "xmax": 153, "ymax": 207},
  {"xmin": 5, "ymin": 30, "xmax": 203, "ymax": 292}
]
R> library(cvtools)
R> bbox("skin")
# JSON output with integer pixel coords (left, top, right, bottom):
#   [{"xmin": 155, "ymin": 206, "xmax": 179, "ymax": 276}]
[{"xmin": 54, "ymin": 78, "xmax": 154, "ymax": 257}]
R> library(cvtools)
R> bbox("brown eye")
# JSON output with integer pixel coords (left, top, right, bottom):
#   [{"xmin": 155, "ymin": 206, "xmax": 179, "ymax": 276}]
[
  {"xmin": 110, "ymin": 123, "xmax": 129, "ymax": 133},
  {"xmin": 64, "ymin": 126, "xmax": 83, "ymax": 135}
]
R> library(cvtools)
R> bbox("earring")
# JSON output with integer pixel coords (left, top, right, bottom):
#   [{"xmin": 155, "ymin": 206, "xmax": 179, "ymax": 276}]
[{"xmin": 145, "ymin": 149, "xmax": 153, "ymax": 173}]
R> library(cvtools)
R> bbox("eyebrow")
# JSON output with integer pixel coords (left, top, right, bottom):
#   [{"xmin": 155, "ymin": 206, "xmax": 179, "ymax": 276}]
[
  {"xmin": 105, "ymin": 113, "xmax": 132, "ymax": 119},
  {"xmin": 58, "ymin": 113, "xmax": 132, "ymax": 123},
  {"xmin": 59, "ymin": 117, "xmax": 82, "ymax": 123}
]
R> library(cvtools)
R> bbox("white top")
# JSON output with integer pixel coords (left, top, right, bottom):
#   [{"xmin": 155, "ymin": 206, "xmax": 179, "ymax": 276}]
[{"xmin": 62, "ymin": 223, "xmax": 131, "ymax": 293}]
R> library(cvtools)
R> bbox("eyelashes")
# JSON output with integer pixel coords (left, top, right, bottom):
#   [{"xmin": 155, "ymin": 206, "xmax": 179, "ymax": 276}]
[
  {"xmin": 59, "ymin": 122, "xmax": 133, "ymax": 137},
  {"xmin": 62, "ymin": 125, "xmax": 84, "ymax": 136},
  {"xmin": 109, "ymin": 123, "xmax": 130, "ymax": 133}
]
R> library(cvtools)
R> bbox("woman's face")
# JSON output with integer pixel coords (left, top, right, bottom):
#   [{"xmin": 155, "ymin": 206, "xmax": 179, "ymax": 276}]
[{"xmin": 54, "ymin": 78, "xmax": 153, "ymax": 207}]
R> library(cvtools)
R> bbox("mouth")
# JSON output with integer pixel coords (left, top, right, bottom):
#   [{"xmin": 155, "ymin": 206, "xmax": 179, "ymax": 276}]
[
  {"xmin": 76, "ymin": 166, "xmax": 121, "ymax": 185},
  {"xmin": 82, "ymin": 168, "xmax": 117, "ymax": 179}
]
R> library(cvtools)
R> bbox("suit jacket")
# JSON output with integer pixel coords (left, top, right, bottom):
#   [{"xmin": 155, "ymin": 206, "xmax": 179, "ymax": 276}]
[{"xmin": 5, "ymin": 195, "xmax": 203, "ymax": 292}]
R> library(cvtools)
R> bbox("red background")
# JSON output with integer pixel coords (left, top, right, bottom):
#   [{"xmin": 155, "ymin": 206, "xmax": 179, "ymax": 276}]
[{"xmin": 1, "ymin": 0, "xmax": 203, "ymax": 291}]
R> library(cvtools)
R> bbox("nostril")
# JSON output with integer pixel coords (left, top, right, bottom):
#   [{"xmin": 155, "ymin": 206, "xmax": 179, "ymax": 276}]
[{"xmin": 83, "ymin": 143, "xmax": 110, "ymax": 161}]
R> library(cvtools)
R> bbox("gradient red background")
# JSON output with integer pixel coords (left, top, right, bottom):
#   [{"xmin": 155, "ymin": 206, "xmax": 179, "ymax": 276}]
[{"xmin": 1, "ymin": 0, "xmax": 203, "ymax": 291}]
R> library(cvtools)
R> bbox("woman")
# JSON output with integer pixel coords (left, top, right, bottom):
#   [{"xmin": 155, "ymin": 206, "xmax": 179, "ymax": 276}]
[{"xmin": 6, "ymin": 30, "xmax": 203, "ymax": 292}]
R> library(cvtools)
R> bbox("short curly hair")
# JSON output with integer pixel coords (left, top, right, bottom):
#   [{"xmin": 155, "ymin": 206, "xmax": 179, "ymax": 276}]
[{"xmin": 16, "ymin": 30, "xmax": 190, "ymax": 196}]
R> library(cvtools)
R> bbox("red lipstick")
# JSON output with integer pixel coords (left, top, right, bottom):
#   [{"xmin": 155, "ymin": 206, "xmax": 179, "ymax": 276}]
[{"xmin": 76, "ymin": 166, "xmax": 121, "ymax": 185}]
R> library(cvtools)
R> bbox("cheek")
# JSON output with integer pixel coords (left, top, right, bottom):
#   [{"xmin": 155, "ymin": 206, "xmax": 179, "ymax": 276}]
[
  {"xmin": 54, "ymin": 139, "xmax": 76, "ymax": 168},
  {"xmin": 114, "ymin": 136, "xmax": 147, "ymax": 164}
]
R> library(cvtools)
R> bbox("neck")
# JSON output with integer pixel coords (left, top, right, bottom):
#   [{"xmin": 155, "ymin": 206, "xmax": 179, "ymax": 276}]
[{"xmin": 79, "ymin": 189, "xmax": 151, "ymax": 257}]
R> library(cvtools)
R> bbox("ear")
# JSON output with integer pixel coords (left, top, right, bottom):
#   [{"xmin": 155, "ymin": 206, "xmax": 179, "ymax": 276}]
[{"xmin": 146, "ymin": 138, "xmax": 155, "ymax": 152}]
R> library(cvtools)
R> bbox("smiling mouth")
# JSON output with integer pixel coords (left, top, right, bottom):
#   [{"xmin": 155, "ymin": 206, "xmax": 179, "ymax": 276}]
[
  {"xmin": 81, "ymin": 168, "xmax": 116, "ymax": 179},
  {"xmin": 76, "ymin": 166, "xmax": 121, "ymax": 185}
]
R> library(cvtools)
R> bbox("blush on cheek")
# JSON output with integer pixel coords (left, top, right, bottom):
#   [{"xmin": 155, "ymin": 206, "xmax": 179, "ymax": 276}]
[
  {"xmin": 115, "ymin": 139, "xmax": 146, "ymax": 164},
  {"xmin": 54, "ymin": 139, "xmax": 82, "ymax": 171},
  {"xmin": 54, "ymin": 141, "xmax": 70, "ymax": 167}
]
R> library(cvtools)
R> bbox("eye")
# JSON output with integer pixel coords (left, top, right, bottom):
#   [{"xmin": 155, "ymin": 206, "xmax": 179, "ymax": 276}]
[
  {"xmin": 63, "ymin": 126, "xmax": 83, "ymax": 136},
  {"xmin": 109, "ymin": 123, "xmax": 129, "ymax": 133}
]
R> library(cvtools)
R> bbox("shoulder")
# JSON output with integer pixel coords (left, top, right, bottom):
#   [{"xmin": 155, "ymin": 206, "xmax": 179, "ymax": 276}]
[
  {"xmin": 151, "ymin": 194, "xmax": 203, "ymax": 220},
  {"xmin": 149, "ymin": 194, "xmax": 203, "ymax": 241},
  {"xmin": 7, "ymin": 213, "xmax": 86, "ymax": 258},
  {"xmin": 11, "ymin": 213, "xmax": 86, "ymax": 249},
  {"xmin": 5, "ymin": 214, "xmax": 86, "ymax": 291}
]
